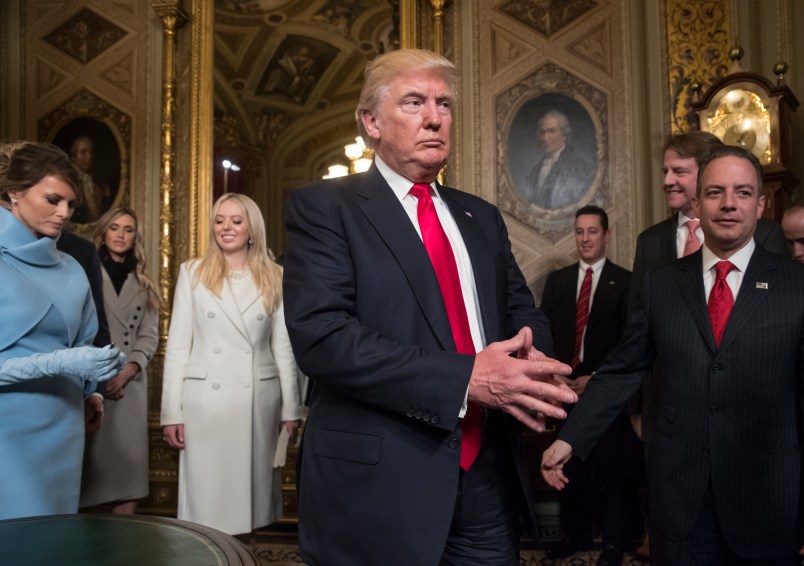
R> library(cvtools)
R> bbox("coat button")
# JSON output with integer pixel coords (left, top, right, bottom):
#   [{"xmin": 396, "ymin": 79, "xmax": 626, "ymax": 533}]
[
  {"xmin": 422, "ymin": 414, "xmax": 430, "ymax": 423},
  {"xmin": 703, "ymin": 446, "xmax": 710, "ymax": 455},
  {"xmin": 243, "ymin": 382, "xmax": 251, "ymax": 388},
  {"xmin": 123, "ymin": 341, "xmax": 129, "ymax": 346},
  {"xmin": 123, "ymin": 331, "xmax": 129, "ymax": 336},
  {"xmin": 136, "ymin": 306, "xmax": 142, "ymax": 311},
  {"xmin": 710, "ymin": 406, "xmax": 719, "ymax": 414},
  {"xmin": 414, "ymin": 411, "xmax": 422, "ymax": 419},
  {"xmin": 406, "ymin": 409, "xmax": 414, "ymax": 418},
  {"xmin": 242, "ymin": 345, "xmax": 251, "ymax": 353},
  {"xmin": 133, "ymin": 315, "xmax": 138, "ymax": 320},
  {"xmin": 431, "ymin": 414, "xmax": 440, "ymax": 425},
  {"xmin": 212, "ymin": 383, "xmax": 221, "ymax": 390},
  {"xmin": 207, "ymin": 312, "xmax": 215, "ymax": 318},
  {"xmin": 256, "ymin": 314, "xmax": 264, "ymax": 320},
  {"xmin": 213, "ymin": 346, "xmax": 221, "ymax": 354},
  {"xmin": 448, "ymin": 438, "xmax": 459, "ymax": 450}
]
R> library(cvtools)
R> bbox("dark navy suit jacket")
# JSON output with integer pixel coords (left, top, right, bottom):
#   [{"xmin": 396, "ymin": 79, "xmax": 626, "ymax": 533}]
[{"xmin": 283, "ymin": 165, "xmax": 551, "ymax": 566}]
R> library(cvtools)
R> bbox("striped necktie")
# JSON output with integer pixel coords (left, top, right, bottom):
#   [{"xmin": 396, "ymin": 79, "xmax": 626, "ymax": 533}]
[{"xmin": 571, "ymin": 266, "xmax": 593, "ymax": 368}]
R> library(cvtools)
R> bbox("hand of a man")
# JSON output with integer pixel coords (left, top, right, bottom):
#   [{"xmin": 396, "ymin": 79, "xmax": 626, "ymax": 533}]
[
  {"xmin": 557, "ymin": 374, "xmax": 592, "ymax": 397},
  {"xmin": 630, "ymin": 414, "xmax": 643, "ymax": 440},
  {"xmin": 84, "ymin": 394, "xmax": 104, "ymax": 432},
  {"xmin": 540, "ymin": 439, "xmax": 573, "ymax": 490},
  {"xmin": 468, "ymin": 327, "xmax": 577, "ymax": 433}
]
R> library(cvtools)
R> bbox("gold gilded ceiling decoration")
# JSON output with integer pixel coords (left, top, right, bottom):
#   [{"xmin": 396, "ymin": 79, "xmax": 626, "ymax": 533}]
[
  {"xmin": 213, "ymin": 0, "xmax": 396, "ymax": 162},
  {"xmin": 498, "ymin": 0, "xmax": 598, "ymax": 37},
  {"xmin": 665, "ymin": 0, "xmax": 731, "ymax": 133},
  {"xmin": 43, "ymin": 8, "xmax": 128, "ymax": 64}
]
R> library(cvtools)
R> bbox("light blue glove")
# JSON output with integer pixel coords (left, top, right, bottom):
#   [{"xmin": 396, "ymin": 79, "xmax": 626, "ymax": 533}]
[{"xmin": 0, "ymin": 345, "xmax": 126, "ymax": 385}]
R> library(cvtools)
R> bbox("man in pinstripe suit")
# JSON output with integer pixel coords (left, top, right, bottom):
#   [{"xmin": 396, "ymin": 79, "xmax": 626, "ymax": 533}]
[{"xmin": 541, "ymin": 145, "xmax": 804, "ymax": 565}]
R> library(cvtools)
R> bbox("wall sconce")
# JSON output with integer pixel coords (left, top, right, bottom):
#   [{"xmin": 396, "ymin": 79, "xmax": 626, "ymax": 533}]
[
  {"xmin": 222, "ymin": 159, "xmax": 241, "ymax": 193},
  {"xmin": 323, "ymin": 136, "xmax": 373, "ymax": 178}
]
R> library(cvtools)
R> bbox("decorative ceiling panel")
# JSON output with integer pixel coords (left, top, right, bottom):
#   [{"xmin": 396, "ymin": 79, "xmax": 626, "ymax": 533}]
[
  {"xmin": 498, "ymin": 0, "xmax": 598, "ymax": 37},
  {"xmin": 43, "ymin": 8, "xmax": 127, "ymax": 64}
]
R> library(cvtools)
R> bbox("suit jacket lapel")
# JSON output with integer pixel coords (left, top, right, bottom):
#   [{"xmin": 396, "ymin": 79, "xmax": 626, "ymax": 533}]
[
  {"xmin": 102, "ymin": 270, "xmax": 137, "ymax": 328},
  {"xmin": 718, "ymin": 246, "xmax": 774, "ymax": 352},
  {"xmin": 211, "ymin": 279, "xmax": 251, "ymax": 342},
  {"xmin": 676, "ymin": 251, "xmax": 717, "ymax": 353},
  {"xmin": 355, "ymin": 167, "xmax": 457, "ymax": 352}
]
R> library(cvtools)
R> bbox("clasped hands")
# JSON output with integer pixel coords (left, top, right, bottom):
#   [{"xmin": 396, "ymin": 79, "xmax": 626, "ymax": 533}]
[{"xmin": 467, "ymin": 327, "xmax": 577, "ymax": 434}]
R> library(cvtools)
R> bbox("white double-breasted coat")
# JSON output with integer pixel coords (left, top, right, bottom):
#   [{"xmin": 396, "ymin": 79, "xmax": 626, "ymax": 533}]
[{"xmin": 161, "ymin": 261, "xmax": 300, "ymax": 534}]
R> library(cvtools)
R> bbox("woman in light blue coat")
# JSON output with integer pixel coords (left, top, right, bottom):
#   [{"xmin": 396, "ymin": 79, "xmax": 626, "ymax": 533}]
[{"xmin": 0, "ymin": 142, "xmax": 124, "ymax": 520}]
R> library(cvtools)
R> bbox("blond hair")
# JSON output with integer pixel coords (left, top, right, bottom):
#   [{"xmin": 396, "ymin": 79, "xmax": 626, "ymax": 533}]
[
  {"xmin": 93, "ymin": 206, "xmax": 161, "ymax": 312},
  {"xmin": 355, "ymin": 49, "xmax": 458, "ymax": 149},
  {"xmin": 194, "ymin": 193, "xmax": 282, "ymax": 314}
]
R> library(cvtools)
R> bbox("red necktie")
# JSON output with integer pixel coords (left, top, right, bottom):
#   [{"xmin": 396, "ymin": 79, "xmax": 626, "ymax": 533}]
[
  {"xmin": 571, "ymin": 266, "xmax": 593, "ymax": 368},
  {"xmin": 410, "ymin": 183, "xmax": 481, "ymax": 470},
  {"xmin": 683, "ymin": 219, "xmax": 701, "ymax": 257},
  {"xmin": 708, "ymin": 260, "xmax": 735, "ymax": 346}
]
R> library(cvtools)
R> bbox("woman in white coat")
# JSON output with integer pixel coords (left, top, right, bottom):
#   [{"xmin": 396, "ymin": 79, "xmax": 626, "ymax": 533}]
[
  {"xmin": 80, "ymin": 207, "xmax": 160, "ymax": 514},
  {"xmin": 161, "ymin": 193, "xmax": 301, "ymax": 536}
]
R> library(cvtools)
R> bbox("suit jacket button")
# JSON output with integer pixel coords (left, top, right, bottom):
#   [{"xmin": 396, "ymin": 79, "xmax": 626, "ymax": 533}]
[
  {"xmin": 414, "ymin": 411, "xmax": 422, "ymax": 419},
  {"xmin": 703, "ymin": 446, "xmax": 710, "ymax": 455},
  {"xmin": 710, "ymin": 406, "xmax": 719, "ymax": 414},
  {"xmin": 207, "ymin": 312, "xmax": 215, "ymax": 318},
  {"xmin": 256, "ymin": 314, "xmax": 265, "ymax": 320},
  {"xmin": 212, "ymin": 383, "xmax": 221, "ymax": 390},
  {"xmin": 448, "ymin": 438, "xmax": 459, "ymax": 450},
  {"xmin": 406, "ymin": 409, "xmax": 414, "ymax": 418},
  {"xmin": 422, "ymin": 414, "xmax": 430, "ymax": 423},
  {"xmin": 431, "ymin": 414, "xmax": 440, "ymax": 425},
  {"xmin": 213, "ymin": 346, "xmax": 221, "ymax": 353}
]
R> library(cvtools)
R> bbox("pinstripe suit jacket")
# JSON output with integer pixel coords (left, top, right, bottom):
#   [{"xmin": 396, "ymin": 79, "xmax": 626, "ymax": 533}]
[{"xmin": 558, "ymin": 245, "xmax": 804, "ymax": 559}]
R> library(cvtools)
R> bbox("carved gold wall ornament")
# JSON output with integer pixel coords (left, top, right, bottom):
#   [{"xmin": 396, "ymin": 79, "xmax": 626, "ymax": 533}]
[{"xmin": 664, "ymin": 0, "xmax": 731, "ymax": 133}]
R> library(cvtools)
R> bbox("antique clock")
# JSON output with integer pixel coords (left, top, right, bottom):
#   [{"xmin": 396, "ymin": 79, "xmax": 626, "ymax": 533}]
[{"xmin": 691, "ymin": 49, "xmax": 799, "ymax": 220}]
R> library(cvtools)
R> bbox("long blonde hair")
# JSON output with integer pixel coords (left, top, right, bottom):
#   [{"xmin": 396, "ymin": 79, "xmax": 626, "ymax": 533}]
[
  {"xmin": 93, "ymin": 206, "xmax": 161, "ymax": 312},
  {"xmin": 194, "ymin": 193, "xmax": 282, "ymax": 314}
]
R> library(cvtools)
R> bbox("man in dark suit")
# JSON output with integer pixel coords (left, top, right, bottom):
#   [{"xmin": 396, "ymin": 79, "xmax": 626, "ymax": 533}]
[
  {"xmin": 540, "ymin": 206, "xmax": 641, "ymax": 565},
  {"xmin": 782, "ymin": 201, "xmax": 804, "ymax": 264},
  {"xmin": 282, "ymin": 48, "xmax": 578, "ymax": 566},
  {"xmin": 524, "ymin": 109, "xmax": 593, "ymax": 210},
  {"xmin": 542, "ymin": 145, "xmax": 804, "ymax": 565},
  {"xmin": 57, "ymin": 229, "xmax": 110, "ymax": 347},
  {"xmin": 629, "ymin": 131, "xmax": 788, "ymax": 438}
]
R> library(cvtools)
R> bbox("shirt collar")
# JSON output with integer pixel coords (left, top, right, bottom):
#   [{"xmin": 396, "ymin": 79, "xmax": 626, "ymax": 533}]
[
  {"xmin": 701, "ymin": 238, "xmax": 755, "ymax": 274},
  {"xmin": 579, "ymin": 256, "xmax": 606, "ymax": 274},
  {"xmin": 677, "ymin": 210, "xmax": 697, "ymax": 227},
  {"xmin": 375, "ymin": 155, "xmax": 442, "ymax": 203}
]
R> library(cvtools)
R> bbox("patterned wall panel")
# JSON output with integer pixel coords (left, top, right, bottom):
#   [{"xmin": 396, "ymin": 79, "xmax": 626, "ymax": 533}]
[
  {"xmin": 477, "ymin": 0, "xmax": 632, "ymax": 298},
  {"xmin": 24, "ymin": 0, "xmax": 156, "ymax": 234}
]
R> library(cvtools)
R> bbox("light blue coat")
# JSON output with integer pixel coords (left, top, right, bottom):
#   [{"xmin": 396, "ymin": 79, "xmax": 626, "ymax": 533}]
[{"xmin": 0, "ymin": 206, "xmax": 97, "ymax": 519}]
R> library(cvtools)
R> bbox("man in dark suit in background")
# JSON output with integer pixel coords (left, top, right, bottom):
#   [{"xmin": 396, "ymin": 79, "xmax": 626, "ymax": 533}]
[
  {"xmin": 782, "ymin": 201, "xmax": 804, "ymax": 265},
  {"xmin": 629, "ymin": 131, "xmax": 788, "ymax": 438},
  {"xmin": 58, "ymin": 229, "xmax": 110, "ymax": 347},
  {"xmin": 542, "ymin": 145, "xmax": 804, "ymax": 565},
  {"xmin": 541, "ymin": 205, "xmax": 641, "ymax": 566},
  {"xmin": 282, "ymin": 49, "xmax": 577, "ymax": 566}
]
